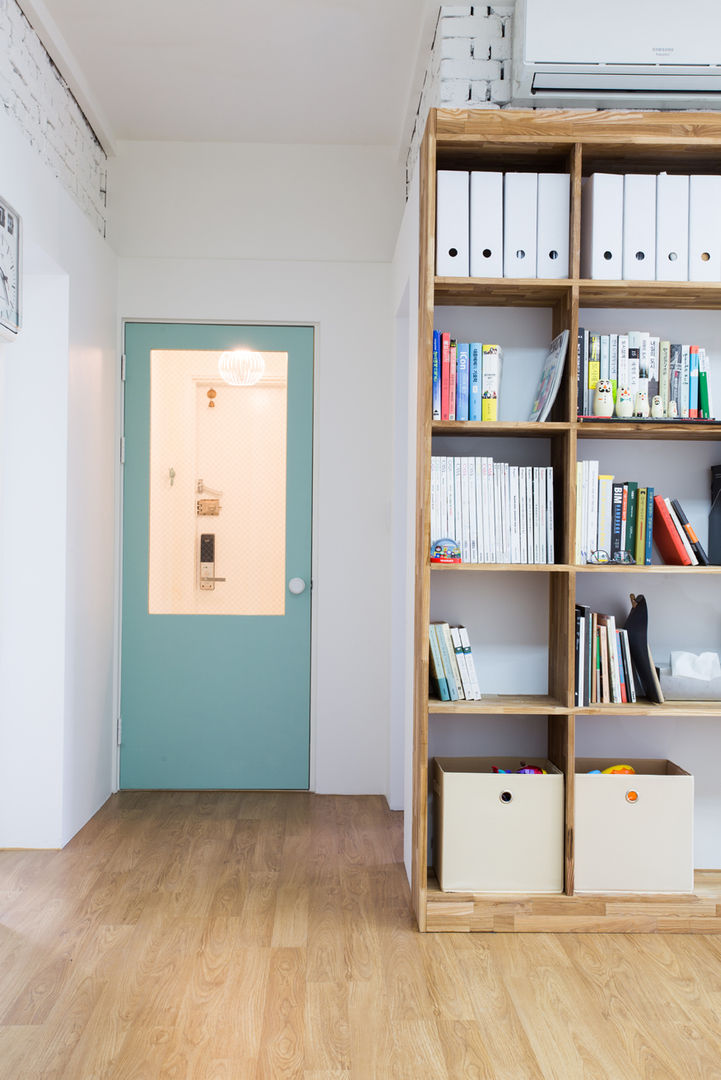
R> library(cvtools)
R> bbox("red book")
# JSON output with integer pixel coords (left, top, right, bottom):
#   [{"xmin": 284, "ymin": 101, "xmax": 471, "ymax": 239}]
[
  {"xmin": 440, "ymin": 333, "xmax": 450, "ymax": 420},
  {"xmin": 653, "ymin": 495, "xmax": 692, "ymax": 565}
]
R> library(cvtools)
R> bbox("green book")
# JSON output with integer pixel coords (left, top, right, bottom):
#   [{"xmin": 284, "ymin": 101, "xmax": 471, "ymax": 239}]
[{"xmin": 624, "ymin": 482, "xmax": 638, "ymax": 559}]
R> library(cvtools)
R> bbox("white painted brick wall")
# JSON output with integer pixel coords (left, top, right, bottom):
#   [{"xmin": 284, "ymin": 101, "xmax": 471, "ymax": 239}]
[
  {"xmin": 0, "ymin": 0, "xmax": 107, "ymax": 234},
  {"xmin": 406, "ymin": 2, "xmax": 515, "ymax": 192}
]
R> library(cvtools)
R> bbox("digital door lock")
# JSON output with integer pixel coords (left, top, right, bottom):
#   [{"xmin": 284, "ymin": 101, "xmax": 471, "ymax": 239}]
[{"xmin": 199, "ymin": 533, "xmax": 226, "ymax": 591}]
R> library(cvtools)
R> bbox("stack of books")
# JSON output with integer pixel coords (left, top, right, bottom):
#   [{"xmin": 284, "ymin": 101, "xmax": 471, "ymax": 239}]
[
  {"xmin": 431, "ymin": 456, "xmax": 554, "ymax": 565},
  {"xmin": 432, "ymin": 332, "xmax": 503, "ymax": 421},
  {"xmin": 576, "ymin": 460, "xmax": 708, "ymax": 566},
  {"xmin": 429, "ymin": 623, "xmax": 481, "ymax": 702},
  {"xmin": 575, "ymin": 606, "xmax": 636, "ymax": 707},
  {"xmin": 577, "ymin": 327, "xmax": 714, "ymax": 420}
]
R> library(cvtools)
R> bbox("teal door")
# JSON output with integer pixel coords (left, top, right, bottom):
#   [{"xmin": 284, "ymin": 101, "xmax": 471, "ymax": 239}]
[{"xmin": 120, "ymin": 322, "xmax": 313, "ymax": 789}]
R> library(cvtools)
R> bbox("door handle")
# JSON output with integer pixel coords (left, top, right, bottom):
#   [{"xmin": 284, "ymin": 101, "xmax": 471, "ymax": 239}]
[{"xmin": 288, "ymin": 577, "xmax": 306, "ymax": 595}]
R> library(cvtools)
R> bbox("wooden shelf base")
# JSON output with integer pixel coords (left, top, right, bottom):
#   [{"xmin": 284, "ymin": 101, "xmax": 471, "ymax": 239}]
[{"xmin": 425, "ymin": 872, "xmax": 721, "ymax": 932}]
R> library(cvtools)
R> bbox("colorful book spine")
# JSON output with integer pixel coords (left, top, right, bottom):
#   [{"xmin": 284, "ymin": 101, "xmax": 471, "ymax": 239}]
[
  {"xmin": 432, "ymin": 330, "xmax": 441, "ymax": 420},
  {"xmin": 587, "ymin": 333, "xmax": 601, "ymax": 407},
  {"xmin": 635, "ymin": 487, "xmax": 647, "ymax": 566},
  {"xmin": 689, "ymin": 345, "xmax": 699, "ymax": 419},
  {"xmin": 448, "ymin": 340, "xmax": 457, "ymax": 421},
  {"xmin": 644, "ymin": 485, "xmax": 654, "ymax": 565},
  {"xmin": 611, "ymin": 483, "xmax": 624, "ymax": 558},
  {"xmin": 680, "ymin": 345, "xmax": 690, "ymax": 418},
  {"xmin": 441, "ymin": 332, "xmax": 451, "ymax": 420},
  {"xmin": 469, "ymin": 342, "xmax": 482, "ymax": 421},
  {"xmin": 456, "ymin": 342, "xmax": 470, "ymax": 421},
  {"xmin": 670, "ymin": 343, "xmax": 683, "ymax": 416},
  {"xmin": 648, "ymin": 336, "xmax": 660, "ymax": 402},
  {"xmin": 653, "ymin": 495, "xmax": 691, "ymax": 565},
  {"xmin": 699, "ymin": 350, "xmax": 711, "ymax": 419},
  {"xmin": 433, "ymin": 622, "xmax": 458, "ymax": 700},
  {"xmin": 577, "ymin": 327, "xmax": 586, "ymax": 418},
  {"xmin": 659, "ymin": 340, "xmax": 671, "ymax": 416},
  {"xmin": 428, "ymin": 624, "xmax": 450, "ymax": 701},
  {"xmin": 481, "ymin": 344, "xmax": 502, "ymax": 421},
  {"xmin": 624, "ymin": 482, "xmax": 638, "ymax": 559},
  {"xmin": 617, "ymin": 334, "xmax": 630, "ymax": 394}
]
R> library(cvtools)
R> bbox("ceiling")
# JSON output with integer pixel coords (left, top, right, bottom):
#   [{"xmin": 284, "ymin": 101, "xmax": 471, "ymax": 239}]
[{"xmin": 24, "ymin": 0, "xmax": 439, "ymax": 155}]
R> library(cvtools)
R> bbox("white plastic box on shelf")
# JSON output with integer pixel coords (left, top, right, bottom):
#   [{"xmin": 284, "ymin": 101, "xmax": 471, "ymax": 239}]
[
  {"xmin": 432, "ymin": 757, "xmax": 564, "ymax": 893},
  {"xmin": 574, "ymin": 758, "xmax": 694, "ymax": 894}
]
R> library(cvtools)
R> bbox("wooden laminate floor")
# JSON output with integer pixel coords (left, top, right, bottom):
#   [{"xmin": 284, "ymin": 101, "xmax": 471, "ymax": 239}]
[{"xmin": 2, "ymin": 792, "xmax": 721, "ymax": 1079}]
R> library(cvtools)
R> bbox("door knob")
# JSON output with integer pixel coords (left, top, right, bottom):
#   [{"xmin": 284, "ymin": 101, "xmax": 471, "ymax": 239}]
[{"xmin": 288, "ymin": 577, "xmax": 306, "ymax": 595}]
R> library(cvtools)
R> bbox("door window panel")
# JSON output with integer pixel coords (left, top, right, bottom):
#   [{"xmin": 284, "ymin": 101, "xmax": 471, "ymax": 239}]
[{"xmin": 148, "ymin": 349, "xmax": 288, "ymax": 615}]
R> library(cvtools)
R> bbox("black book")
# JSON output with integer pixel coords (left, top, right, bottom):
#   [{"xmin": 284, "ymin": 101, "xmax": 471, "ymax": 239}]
[
  {"xmin": 670, "ymin": 498, "xmax": 709, "ymax": 565},
  {"xmin": 710, "ymin": 464, "xmax": 721, "ymax": 565}
]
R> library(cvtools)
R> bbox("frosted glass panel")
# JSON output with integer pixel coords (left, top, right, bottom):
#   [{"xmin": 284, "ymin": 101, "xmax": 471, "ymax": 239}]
[{"xmin": 148, "ymin": 349, "xmax": 288, "ymax": 615}]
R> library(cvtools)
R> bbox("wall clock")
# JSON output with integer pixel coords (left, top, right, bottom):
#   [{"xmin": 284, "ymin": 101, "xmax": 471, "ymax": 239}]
[{"xmin": 0, "ymin": 196, "xmax": 21, "ymax": 341}]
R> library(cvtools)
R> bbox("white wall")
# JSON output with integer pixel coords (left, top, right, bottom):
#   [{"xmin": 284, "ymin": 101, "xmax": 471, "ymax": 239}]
[
  {"xmin": 112, "ymin": 140, "xmax": 399, "ymax": 799},
  {"xmin": 0, "ymin": 107, "xmax": 117, "ymax": 847}
]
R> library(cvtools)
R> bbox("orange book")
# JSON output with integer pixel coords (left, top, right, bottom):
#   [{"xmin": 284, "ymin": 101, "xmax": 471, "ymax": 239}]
[{"xmin": 652, "ymin": 496, "xmax": 691, "ymax": 565}]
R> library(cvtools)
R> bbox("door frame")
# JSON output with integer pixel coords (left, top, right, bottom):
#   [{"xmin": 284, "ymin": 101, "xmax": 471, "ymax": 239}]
[{"xmin": 111, "ymin": 317, "xmax": 320, "ymax": 792}]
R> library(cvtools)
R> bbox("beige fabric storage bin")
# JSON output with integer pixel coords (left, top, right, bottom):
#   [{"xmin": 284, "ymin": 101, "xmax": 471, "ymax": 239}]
[
  {"xmin": 574, "ymin": 758, "xmax": 694, "ymax": 894},
  {"xmin": 432, "ymin": 757, "xmax": 564, "ymax": 893}
]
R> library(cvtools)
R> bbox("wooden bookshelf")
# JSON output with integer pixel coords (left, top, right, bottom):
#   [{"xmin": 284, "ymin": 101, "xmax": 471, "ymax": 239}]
[{"xmin": 412, "ymin": 108, "xmax": 721, "ymax": 933}]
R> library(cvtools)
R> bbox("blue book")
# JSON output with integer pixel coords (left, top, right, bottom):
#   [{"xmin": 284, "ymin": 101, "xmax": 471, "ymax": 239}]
[
  {"xmin": 455, "ymin": 343, "xmax": 470, "ymax": 421},
  {"xmin": 432, "ymin": 330, "xmax": 441, "ymax": 420},
  {"xmin": 469, "ymin": 342, "xmax": 482, "ymax": 420},
  {"xmin": 689, "ymin": 346, "xmax": 699, "ymax": 418},
  {"xmin": 644, "ymin": 486, "xmax": 654, "ymax": 565}
]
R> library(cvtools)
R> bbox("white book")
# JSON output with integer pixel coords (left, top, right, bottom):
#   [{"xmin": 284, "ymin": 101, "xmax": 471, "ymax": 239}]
[
  {"xmin": 430, "ymin": 457, "xmax": 440, "ymax": 548},
  {"xmin": 525, "ymin": 466, "xmax": 534, "ymax": 565},
  {"xmin": 575, "ymin": 461, "xmax": 584, "ymax": 564},
  {"xmin": 597, "ymin": 474, "xmax": 615, "ymax": 556},
  {"xmin": 638, "ymin": 331, "xmax": 651, "ymax": 398},
  {"xmin": 656, "ymin": 172, "xmax": 689, "ymax": 281},
  {"xmin": 546, "ymin": 466, "xmax": 554, "ymax": 564},
  {"xmin": 450, "ymin": 626, "xmax": 473, "ymax": 700},
  {"xmin": 609, "ymin": 334, "xmax": 619, "ymax": 386},
  {"xmin": 459, "ymin": 626, "xmax": 482, "ymax": 700},
  {"xmin": 681, "ymin": 345, "xmax": 690, "ymax": 417},
  {"xmin": 623, "ymin": 174, "xmax": 657, "ymax": 280},
  {"xmin": 438, "ymin": 456, "xmax": 447, "ymax": 540},
  {"xmin": 532, "ymin": 467, "xmax": 542, "ymax": 564},
  {"xmin": 537, "ymin": 173, "xmax": 570, "ymax": 278},
  {"xmin": 587, "ymin": 459, "xmax": 599, "ymax": 563},
  {"xmin": 467, "ymin": 457, "xmax": 478, "ymax": 563},
  {"xmin": 689, "ymin": 174, "xmax": 721, "ymax": 282},
  {"xmin": 581, "ymin": 173, "xmax": 624, "ymax": 279},
  {"xmin": 504, "ymin": 172, "xmax": 538, "ymax": 278},
  {"xmin": 617, "ymin": 334, "xmax": 630, "ymax": 392},
  {"xmin": 436, "ymin": 171, "xmax": 470, "ymax": 276},
  {"xmin": 627, "ymin": 331, "xmax": 642, "ymax": 398},
  {"xmin": 454, "ymin": 458, "xmax": 463, "ymax": 557},
  {"xmin": 460, "ymin": 456, "xmax": 471, "ymax": 563},
  {"xmin": 509, "ymin": 466, "xmax": 521, "ymax": 564},
  {"xmin": 580, "ymin": 459, "xmax": 590, "ymax": 563},
  {"xmin": 606, "ymin": 616, "xmax": 621, "ymax": 703},
  {"xmin": 476, "ymin": 457, "xmax": 487, "ymax": 563},
  {"xmin": 537, "ymin": 467, "xmax": 547, "ymax": 564},
  {"xmin": 659, "ymin": 340, "xmax": 671, "ymax": 415},
  {"xmin": 483, "ymin": 456, "xmax": 495, "ymax": 563},
  {"xmin": 446, "ymin": 458, "xmax": 455, "ymax": 544},
  {"xmin": 664, "ymin": 497, "xmax": 698, "ymax": 564},
  {"xmin": 518, "ymin": 467, "xmax": 528, "ymax": 564},
  {"xmin": 470, "ymin": 171, "xmax": 504, "ymax": 278},
  {"xmin": 504, "ymin": 462, "xmax": 512, "ymax": 563}
]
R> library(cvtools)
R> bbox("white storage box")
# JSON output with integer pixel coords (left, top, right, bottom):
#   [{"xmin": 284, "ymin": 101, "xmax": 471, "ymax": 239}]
[
  {"xmin": 432, "ymin": 757, "xmax": 564, "ymax": 893},
  {"xmin": 574, "ymin": 758, "xmax": 694, "ymax": 894}
]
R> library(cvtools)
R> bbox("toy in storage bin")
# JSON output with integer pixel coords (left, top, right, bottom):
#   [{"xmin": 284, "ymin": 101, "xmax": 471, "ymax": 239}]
[
  {"xmin": 574, "ymin": 758, "xmax": 693, "ymax": 894},
  {"xmin": 432, "ymin": 757, "xmax": 564, "ymax": 893}
]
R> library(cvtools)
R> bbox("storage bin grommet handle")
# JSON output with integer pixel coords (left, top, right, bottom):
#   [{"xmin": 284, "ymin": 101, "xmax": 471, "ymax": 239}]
[
  {"xmin": 626, "ymin": 789, "xmax": 639, "ymax": 804},
  {"xmin": 499, "ymin": 790, "xmax": 513, "ymax": 804}
]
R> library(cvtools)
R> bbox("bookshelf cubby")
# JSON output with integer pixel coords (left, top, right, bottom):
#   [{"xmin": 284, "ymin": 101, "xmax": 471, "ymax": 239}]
[{"xmin": 412, "ymin": 108, "xmax": 721, "ymax": 933}]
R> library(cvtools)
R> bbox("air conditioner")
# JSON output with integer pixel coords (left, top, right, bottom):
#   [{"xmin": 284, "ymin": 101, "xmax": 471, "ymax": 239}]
[{"xmin": 511, "ymin": 0, "xmax": 721, "ymax": 110}]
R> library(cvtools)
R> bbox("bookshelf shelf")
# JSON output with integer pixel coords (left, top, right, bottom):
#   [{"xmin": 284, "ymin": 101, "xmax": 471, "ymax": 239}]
[
  {"xmin": 433, "ymin": 420, "xmax": 570, "ymax": 437},
  {"xmin": 429, "ymin": 694, "xmax": 569, "ymax": 715},
  {"xmin": 577, "ymin": 700, "xmax": 721, "ymax": 717},
  {"xmin": 576, "ymin": 419, "xmax": 721, "ymax": 441},
  {"xmin": 431, "ymin": 561, "xmax": 571, "ymax": 573},
  {"xmin": 435, "ymin": 277, "xmax": 573, "ymax": 308},
  {"xmin": 412, "ymin": 107, "xmax": 721, "ymax": 935}
]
